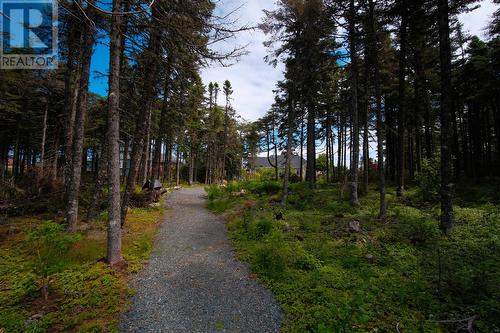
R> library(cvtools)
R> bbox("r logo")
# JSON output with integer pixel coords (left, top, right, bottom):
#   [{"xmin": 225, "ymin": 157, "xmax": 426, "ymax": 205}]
[{"xmin": 0, "ymin": 0, "xmax": 58, "ymax": 69}]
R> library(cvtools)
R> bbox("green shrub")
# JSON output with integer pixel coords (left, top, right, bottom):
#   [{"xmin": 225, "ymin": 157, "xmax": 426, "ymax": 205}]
[
  {"xmin": 54, "ymin": 263, "xmax": 124, "ymax": 330},
  {"xmin": 207, "ymin": 199, "xmax": 230, "ymax": 213},
  {"xmin": 127, "ymin": 234, "xmax": 153, "ymax": 261},
  {"xmin": 398, "ymin": 217, "xmax": 439, "ymax": 244},
  {"xmin": 289, "ymin": 173, "xmax": 301, "ymax": 183},
  {"xmin": 248, "ymin": 217, "xmax": 273, "ymax": 240},
  {"xmin": 327, "ymin": 200, "xmax": 356, "ymax": 215},
  {"xmin": 242, "ymin": 208, "xmax": 253, "ymax": 231},
  {"xmin": 0, "ymin": 308, "xmax": 30, "ymax": 333},
  {"xmin": 254, "ymin": 181, "xmax": 281, "ymax": 196},
  {"xmin": 9, "ymin": 272, "xmax": 39, "ymax": 304},
  {"xmin": 26, "ymin": 221, "xmax": 81, "ymax": 300},
  {"xmin": 294, "ymin": 251, "xmax": 322, "ymax": 271},
  {"xmin": 415, "ymin": 154, "xmax": 440, "ymax": 202},
  {"xmin": 287, "ymin": 187, "xmax": 315, "ymax": 210},
  {"xmin": 299, "ymin": 218, "xmax": 321, "ymax": 233},
  {"xmin": 225, "ymin": 181, "xmax": 242, "ymax": 193},
  {"xmin": 255, "ymin": 168, "xmax": 277, "ymax": 181},
  {"xmin": 27, "ymin": 221, "xmax": 81, "ymax": 277},
  {"xmin": 255, "ymin": 246, "xmax": 286, "ymax": 278},
  {"xmin": 206, "ymin": 186, "xmax": 223, "ymax": 201},
  {"xmin": 254, "ymin": 233, "xmax": 290, "ymax": 278}
]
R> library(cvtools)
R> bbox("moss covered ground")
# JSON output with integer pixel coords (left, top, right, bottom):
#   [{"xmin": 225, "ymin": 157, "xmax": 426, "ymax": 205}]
[
  {"xmin": 0, "ymin": 205, "xmax": 164, "ymax": 333},
  {"xmin": 207, "ymin": 179, "xmax": 500, "ymax": 332}
]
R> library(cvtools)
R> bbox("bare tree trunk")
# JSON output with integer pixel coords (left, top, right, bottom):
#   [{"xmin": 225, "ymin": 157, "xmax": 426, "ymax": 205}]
[
  {"xmin": 438, "ymin": 0, "xmax": 453, "ymax": 235},
  {"xmin": 189, "ymin": 145, "xmax": 194, "ymax": 184},
  {"xmin": 40, "ymin": 103, "xmax": 48, "ymax": 174},
  {"xmin": 122, "ymin": 120, "xmax": 146, "ymax": 225},
  {"xmin": 20, "ymin": 147, "xmax": 26, "ymax": 176},
  {"xmin": 343, "ymin": 118, "xmax": 348, "ymax": 174},
  {"xmin": 13, "ymin": 143, "xmax": 19, "ymax": 177},
  {"xmin": 50, "ymin": 128, "xmax": 59, "ymax": 182},
  {"xmin": 206, "ymin": 91, "xmax": 214, "ymax": 184},
  {"xmin": 194, "ymin": 152, "xmax": 198, "ymax": 183},
  {"xmin": 266, "ymin": 127, "xmax": 278, "ymax": 178},
  {"xmin": 13, "ymin": 122, "xmax": 20, "ymax": 179},
  {"xmin": 220, "ymin": 88, "xmax": 231, "ymax": 183},
  {"xmin": 122, "ymin": 137, "xmax": 129, "ymax": 179},
  {"xmin": 0, "ymin": 143, "xmax": 5, "ymax": 180},
  {"xmin": 495, "ymin": 102, "xmax": 500, "ymax": 175},
  {"xmin": 205, "ymin": 148, "xmax": 210, "ymax": 184},
  {"xmin": 396, "ymin": 0, "xmax": 408, "ymax": 197},
  {"xmin": 338, "ymin": 113, "xmax": 342, "ymax": 178},
  {"xmin": 91, "ymin": 146, "xmax": 97, "ymax": 173},
  {"xmin": 153, "ymin": 73, "xmax": 172, "ymax": 180},
  {"xmin": 66, "ymin": 7, "xmax": 95, "ymax": 232},
  {"xmin": 140, "ymin": 112, "xmax": 152, "ymax": 184},
  {"xmin": 408, "ymin": 128, "xmax": 415, "ymax": 179},
  {"xmin": 300, "ymin": 111, "xmax": 304, "ymax": 181},
  {"xmin": 326, "ymin": 113, "xmax": 331, "ymax": 183},
  {"xmin": 282, "ymin": 99, "xmax": 294, "ymax": 204},
  {"xmin": 168, "ymin": 144, "xmax": 173, "ymax": 185},
  {"xmin": 273, "ymin": 120, "xmax": 279, "ymax": 180},
  {"xmin": 212, "ymin": 144, "xmax": 218, "ymax": 184},
  {"xmin": 362, "ymin": 44, "xmax": 370, "ymax": 194},
  {"xmin": 121, "ymin": 17, "xmax": 160, "ymax": 225},
  {"xmin": 147, "ymin": 140, "xmax": 154, "ymax": 181},
  {"xmin": 306, "ymin": 104, "xmax": 316, "ymax": 188},
  {"xmin": 424, "ymin": 104, "xmax": 433, "ymax": 159},
  {"xmin": 106, "ymin": 0, "xmax": 123, "ymax": 265},
  {"xmin": 176, "ymin": 146, "xmax": 181, "ymax": 186},
  {"xmin": 410, "ymin": 1, "xmax": 433, "ymax": 161},
  {"xmin": 330, "ymin": 118, "xmax": 335, "ymax": 177},
  {"xmin": 87, "ymin": 140, "xmax": 107, "ymax": 221},
  {"xmin": 63, "ymin": 74, "xmax": 81, "ymax": 181},
  {"xmin": 349, "ymin": 0, "xmax": 360, "ymax": 206},
  {"xmin": 82, "ymin": 148, "xmax": 88, "ymax": 173},
  {"xmin": 369, "ymin": 0, "xmax": 386, "ymax": 218},
  {"xmin": 415, "ymin": 123, "xmax": 422, "ymax": 172},
  {"xmin": 363, "ymin": 103, "xmax": 369, "ymax": 194},
  {"xmin": 63, "ymin": 11, "xmax": 82, "ymax": 184},
  {"xmin": 281, "ymin": 118, "xmax": 293, "ymax": 201},
  {"xmin": 162, "ymin": 144, "xmax": 168, "ymax": 181},
  {"xmin": 153, "ymin": 138, "xmax": 162, "ymax": 180}
]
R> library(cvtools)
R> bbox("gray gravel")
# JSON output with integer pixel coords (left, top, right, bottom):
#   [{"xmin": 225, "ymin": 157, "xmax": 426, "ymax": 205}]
[{"xmin": 119, "ymin": 187, "xmax": 282, "ymax": 333}]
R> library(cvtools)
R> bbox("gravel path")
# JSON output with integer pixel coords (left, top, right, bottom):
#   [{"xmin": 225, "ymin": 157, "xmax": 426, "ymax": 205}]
[{"xmin": 119, "ymin": 187, "xmax": 282, "ymax": 333}]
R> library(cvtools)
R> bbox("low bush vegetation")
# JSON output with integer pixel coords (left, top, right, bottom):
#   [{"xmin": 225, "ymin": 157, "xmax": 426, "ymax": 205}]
[
  {"xmin": 207, "ymin": 180, "xmax": 500, "ymax": 332},
  {"xmin": 0, "ymin": 205, "xmax": 164, "ymax": 332}
]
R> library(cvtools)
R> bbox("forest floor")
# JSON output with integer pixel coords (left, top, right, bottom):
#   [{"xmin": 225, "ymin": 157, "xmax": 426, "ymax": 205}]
[
  {"xmin": 206, "ymin": 178, "xmax": 500, "ymax": 332},
  {"xmin": 1, "ymin": 179, "xmax": 498, "ymax": 333},
  {"xmin": 119, "ymin": 187, "xmax": 282, "ymax": 333},
  {"xmin": 0, "ymin": 202, "xmax": 165, "ymax": 332}
]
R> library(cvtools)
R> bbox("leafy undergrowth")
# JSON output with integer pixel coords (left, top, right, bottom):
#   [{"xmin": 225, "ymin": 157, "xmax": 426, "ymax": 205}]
[
  {"xmin": 0, "ymin": 205, "xmax": 165, "ymax": 333},
  {"xmin": 207, "ymin": 180, "xmax": 500, "ymax": 332}
]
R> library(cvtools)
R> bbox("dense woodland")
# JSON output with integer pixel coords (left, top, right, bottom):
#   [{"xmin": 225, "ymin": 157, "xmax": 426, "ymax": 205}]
[
  {"xmin": 0, "ymin": 0, "xmax": 251, "ymax": 260},
  {"xmin": 0, "ymin": 0, "xmax": 499, "ymax": 332}
]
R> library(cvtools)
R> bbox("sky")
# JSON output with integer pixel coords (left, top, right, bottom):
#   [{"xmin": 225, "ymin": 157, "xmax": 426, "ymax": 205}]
[
  {"xmin": 199, "ymin": 0, "xmax": 284, "ymax": 122},
  {"xmin": 89, "ymin": 0, "xmax": 498, "ymax": 122}
]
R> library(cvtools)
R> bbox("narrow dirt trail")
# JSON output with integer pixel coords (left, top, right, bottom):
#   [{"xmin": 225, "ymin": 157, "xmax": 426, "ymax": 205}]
[{"xmin": 119, "ymin": 187, "xmax": 282, "ymax": 333}]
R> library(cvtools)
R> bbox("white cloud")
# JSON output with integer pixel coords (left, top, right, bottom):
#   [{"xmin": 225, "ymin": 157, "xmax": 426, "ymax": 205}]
[
  {"xmin": 459, "ymin": 0, "xmax": 497, "ymax": 38},
  {"xmin": 201, "ymin": 0, "xmax": 284, "ymax": 122}
]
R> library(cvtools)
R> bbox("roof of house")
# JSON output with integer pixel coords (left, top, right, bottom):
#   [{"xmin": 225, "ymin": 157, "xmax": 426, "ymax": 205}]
[{"xmin": 251, "ymin": 154, "xmax": 306, "ymax": 169}]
